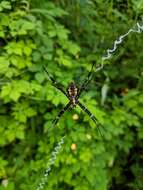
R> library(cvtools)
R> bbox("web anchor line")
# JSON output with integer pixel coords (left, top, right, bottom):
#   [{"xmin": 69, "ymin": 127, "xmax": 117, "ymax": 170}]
[{"xmin": 37, "ymin": 136, "xmax": 66, "ymax": 190}]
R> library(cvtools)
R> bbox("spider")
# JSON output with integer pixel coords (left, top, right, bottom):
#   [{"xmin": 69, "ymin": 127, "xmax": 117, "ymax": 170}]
[{"xmin": 43, "ymin": 63, "xmax": 103, "ymax": 136}]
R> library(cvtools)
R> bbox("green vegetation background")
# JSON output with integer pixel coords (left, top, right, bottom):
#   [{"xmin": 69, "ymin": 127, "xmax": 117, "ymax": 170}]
[{"xmin": 0, "ymin": 0, "xmax": 143, "ymax": 189}]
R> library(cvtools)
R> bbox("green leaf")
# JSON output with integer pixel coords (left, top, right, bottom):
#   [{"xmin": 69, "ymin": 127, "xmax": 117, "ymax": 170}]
[
  {"xmin": 0, "ymin": 1, "xmax": 11, "ymax": 11},
  {"xmin": 61, "ymin": 41, "xmax": 80, "ymax": 55},
  {"xmin": 0, "ymin": 84, "xmax": 11, "ymax": 98},
  {"xmin": 23, "ymin": 46, "xmax": 32, "ymax": 56},
  {"xmin": 79, "ymin": 149, "xmax": 92, "ymax": 162},
  {"xmin": 7, "ymin": 182, "xmax": 15, "ymax": 190},
  {"xmin": 0, "ymin": 30, "xmax": 5, "ymax": 37},
  {"xmin": 9, "ymin": 89, "xmax": 21, "ymax": 101},
  {"xmin": 16, "ymin": 127, "xmax": 25, "ymax": 140},
  {"xmin": 35, "ymin": 72, "xmax": 45, "ymax": 83},
  {"xmin": 0, "ymin": 57, "xmax": 9, "ymax": 73},
  {"xmin": 32, "ymin": 51, "xmax": 41, "ymax": 61}
]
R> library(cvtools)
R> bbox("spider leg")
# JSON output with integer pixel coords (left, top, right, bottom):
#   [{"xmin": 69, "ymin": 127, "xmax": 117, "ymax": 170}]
[
  {"xmin": 52, "ymin": 102, "xmax": 71, "ymax": 128},
  {"xmin": 78, "ymin": 62, "xmax": 95, "ymax": 97},
  {"xmin": 43, "ymin": 65, "xmax": 68, "ymax": 98},
  {"xmin": 77, "ymin": 101, "xmax": 103, "ymax": 138}
]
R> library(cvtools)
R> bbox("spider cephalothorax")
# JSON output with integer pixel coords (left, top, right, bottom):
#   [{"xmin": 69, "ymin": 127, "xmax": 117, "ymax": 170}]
[
  {"xmin": 67, "ymin": 82, "xmax": 78, "ymax": 107},
  {"xmin": 43, "ymin": 63, "xmax": 103, "ymax": 137}
]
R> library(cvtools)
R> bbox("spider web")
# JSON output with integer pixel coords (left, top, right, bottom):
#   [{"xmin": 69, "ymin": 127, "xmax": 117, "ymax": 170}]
[{"xmin": 36, "ymin": 20, "xmax": 143, "ymax": 190}]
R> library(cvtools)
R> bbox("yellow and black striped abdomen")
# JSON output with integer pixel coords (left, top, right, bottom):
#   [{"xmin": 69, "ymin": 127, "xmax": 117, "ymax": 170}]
[{"xmin": 67, "ymin": 82, "xmax": 78, "ymax": 106}]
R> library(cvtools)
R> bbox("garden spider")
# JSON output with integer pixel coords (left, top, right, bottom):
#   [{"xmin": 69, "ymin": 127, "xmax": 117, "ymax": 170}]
[{"xmin": 43, "ymin": 63, "xmax": 103, "ymax": 136}]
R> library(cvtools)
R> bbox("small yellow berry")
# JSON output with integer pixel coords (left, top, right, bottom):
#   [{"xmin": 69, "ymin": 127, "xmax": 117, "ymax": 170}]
[
  {"xmin": 72, "ymin": 114, "xmax": 79, "ymax": 120},
  {"xmin": 86, "ymin": 134, "xmax": 92, "ymax": 140},
  {"xmin": 71, "ymin": 143, "xmax": 77, "ymax": 151}
]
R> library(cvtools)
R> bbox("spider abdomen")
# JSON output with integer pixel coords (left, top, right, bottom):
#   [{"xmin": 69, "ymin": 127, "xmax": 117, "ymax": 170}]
[{"xmin": 67, "ymin": 82, "xmax": 78, "ymax": 106}]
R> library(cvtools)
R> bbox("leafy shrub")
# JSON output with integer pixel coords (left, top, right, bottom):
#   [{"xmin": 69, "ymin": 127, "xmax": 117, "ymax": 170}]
[{"xmin": 0, "ymin": 0, "xmax": 143, "ymax": 190}]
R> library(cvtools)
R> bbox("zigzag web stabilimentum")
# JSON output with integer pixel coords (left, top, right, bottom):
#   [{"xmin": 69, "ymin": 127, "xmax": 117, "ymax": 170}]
[{"xmin": 36, "ymin": 20, "xmax": 143, "ymax": 190}]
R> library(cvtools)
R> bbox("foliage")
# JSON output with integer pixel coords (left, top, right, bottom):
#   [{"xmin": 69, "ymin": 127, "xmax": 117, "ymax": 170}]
[{"xmin": 0, "ymin": 0, "xmax": 143, "ymax": 190}]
